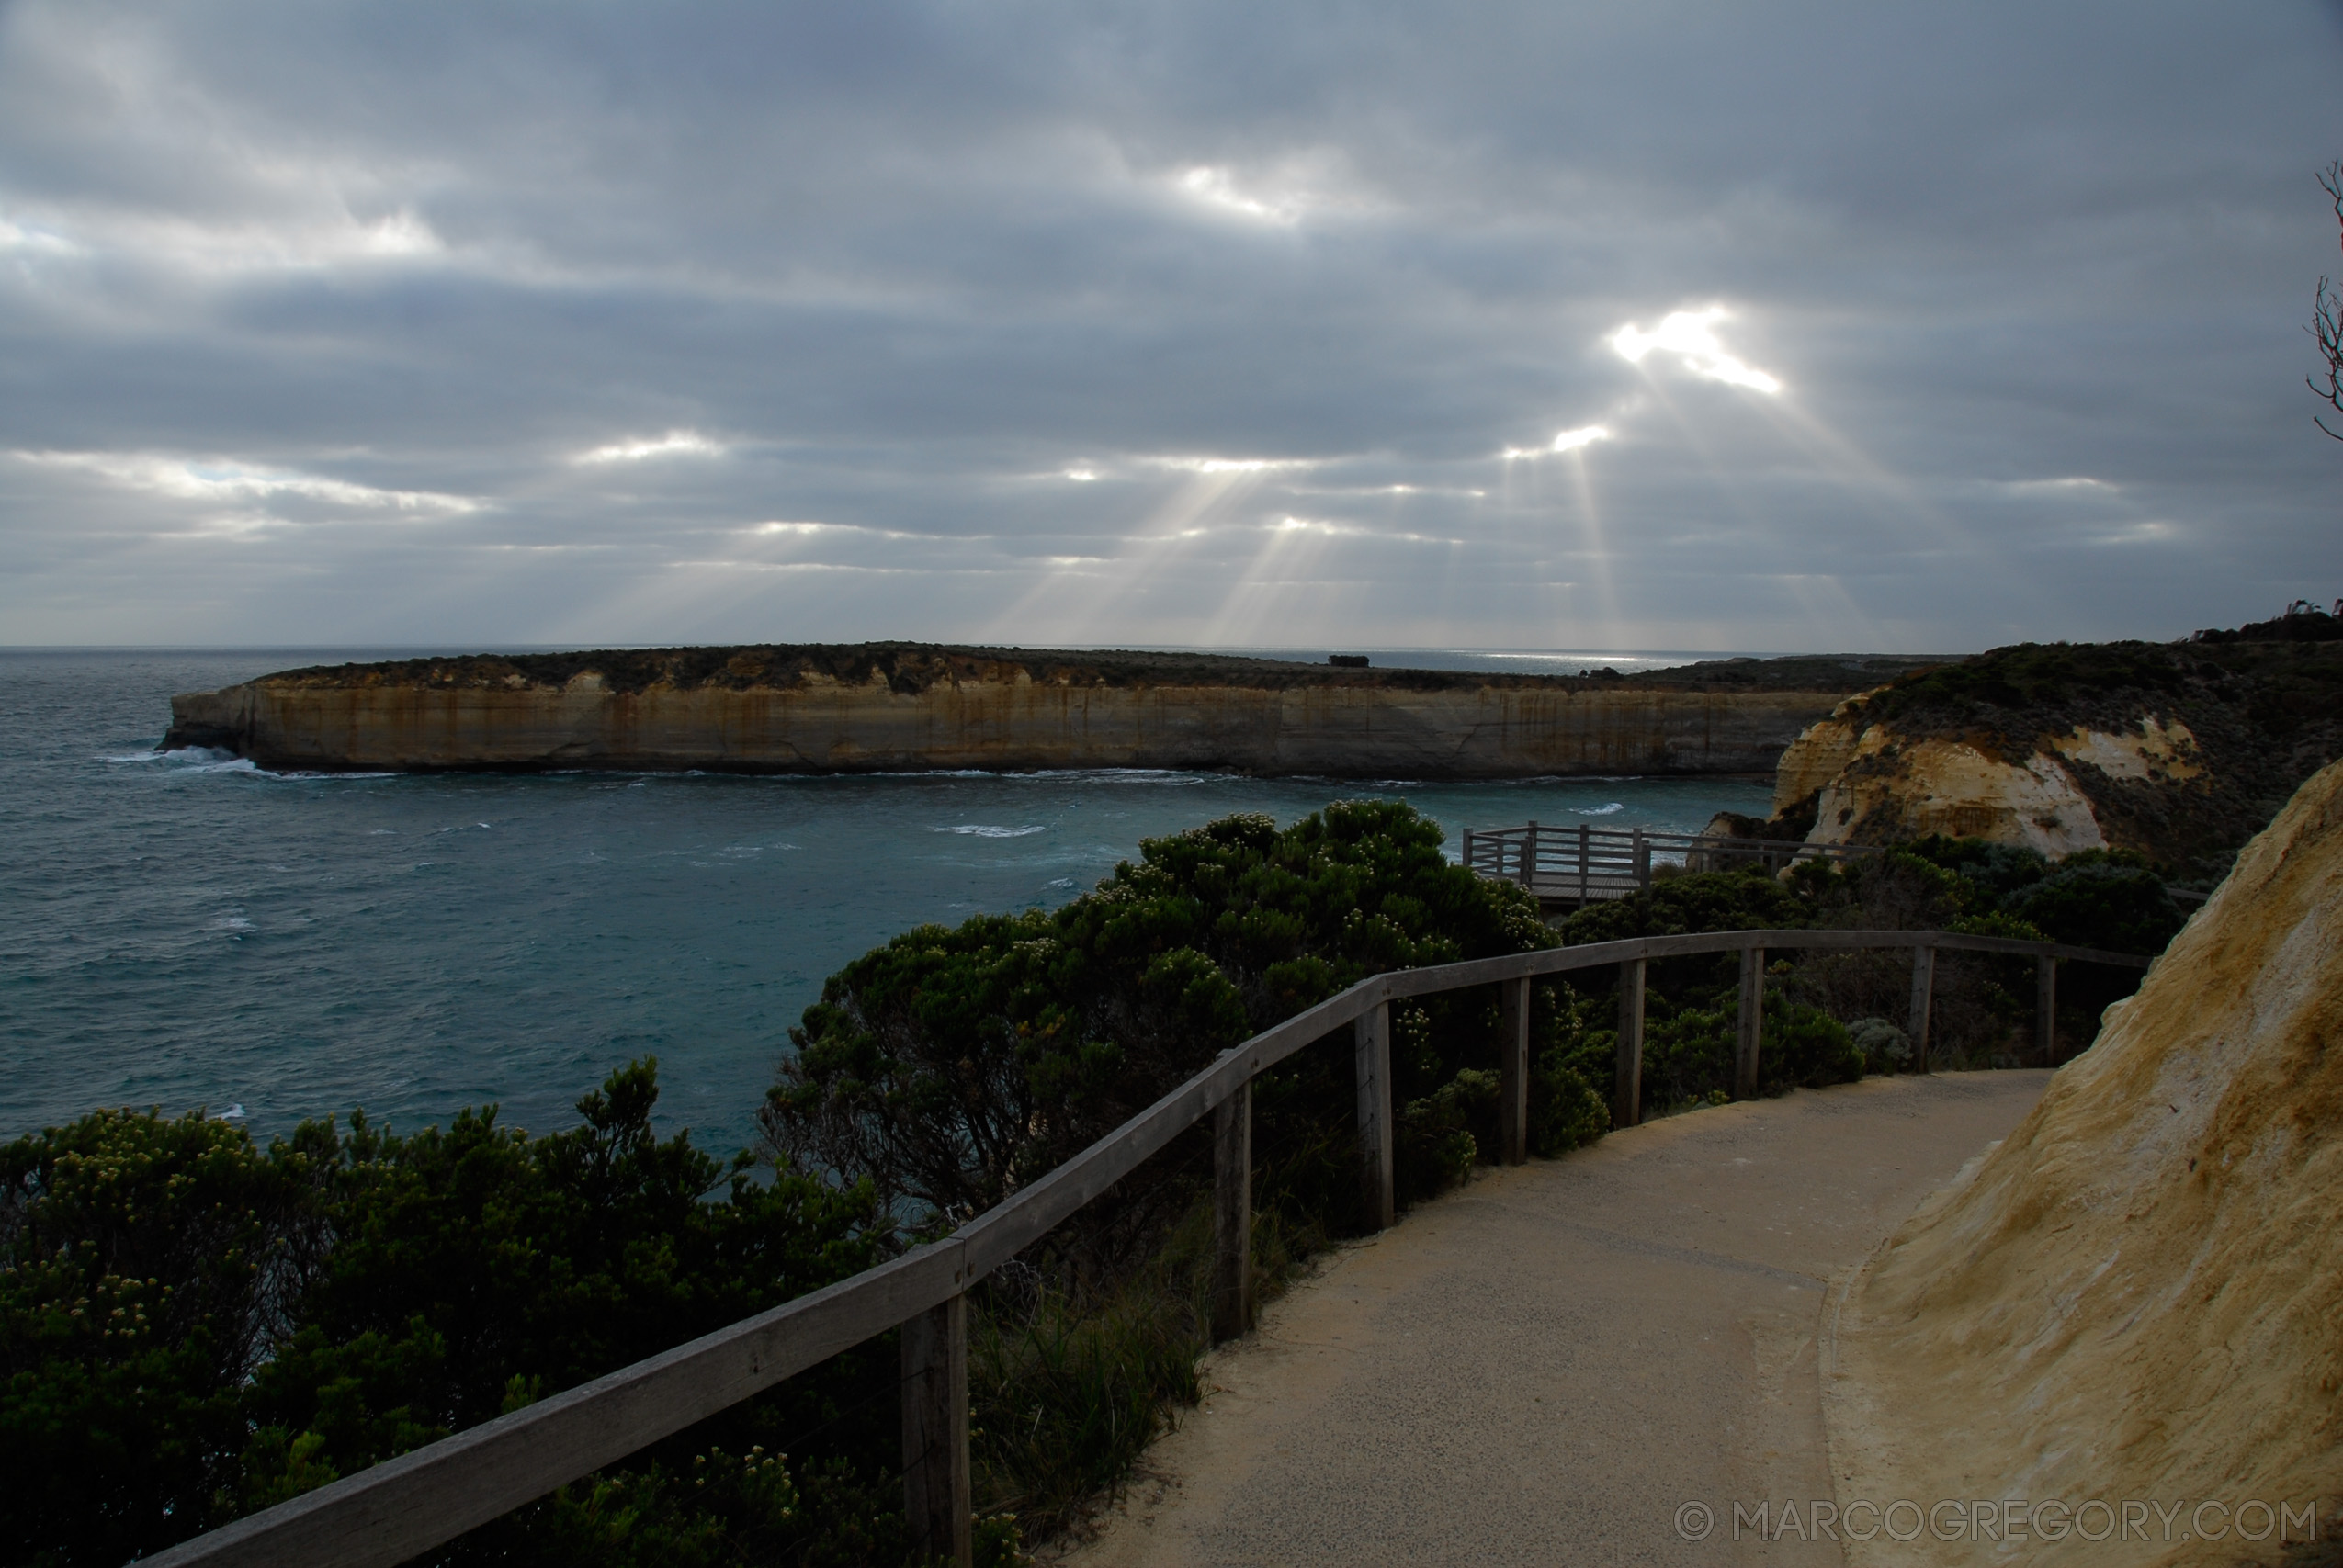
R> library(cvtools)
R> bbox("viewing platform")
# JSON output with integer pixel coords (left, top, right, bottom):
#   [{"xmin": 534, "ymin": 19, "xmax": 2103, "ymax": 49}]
[{"xmin": 1459, "ymin": 822, "xmax": 1880, "ymax": 910}]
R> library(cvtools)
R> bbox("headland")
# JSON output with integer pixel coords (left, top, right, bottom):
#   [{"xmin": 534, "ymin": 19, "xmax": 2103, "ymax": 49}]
[{"xmin": 161, "ymin": 644, "xmax": 1938, "ymax": 779}]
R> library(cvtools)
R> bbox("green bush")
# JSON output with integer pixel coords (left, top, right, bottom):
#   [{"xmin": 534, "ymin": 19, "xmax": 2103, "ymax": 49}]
[
  {"xmin": 1760, "ymin": 994, "xmax": 1863, "ymax": 1089},
  {"xmin": 1999, "ymin": 854, "xmax": 2185, "ymax": 955},
  {"xmin": 1846, "ymin": 1018, "xmax": 1911, "ymax": 1072},
  {"xmin": 764, "ymin": 800, "xmax": 1584, "ymax": 1542},
  {"xmin": 763, "ymin": 800, "xmax": 1557, "ymax": 1234},
  {"xmin": 0, "ymin": 1065, "xmax": 930, "ymax": 1568},
  {"xmin": 1556, "ymin": 863, "xmax": 1807, "ymax": 943},
  {"xmin": 1639, "ymin": 1007, "xmax": 1733, "ymax": 1111}
]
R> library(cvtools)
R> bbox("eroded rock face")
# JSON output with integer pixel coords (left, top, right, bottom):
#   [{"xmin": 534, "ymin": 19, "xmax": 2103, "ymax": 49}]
[
  {"xmin": 1778, "ymin": 699, "xmax": 2209, "ymax": 856},
  {"xmin": 1825, "ymin": 760, "xmax": 2343, "ymax": 1564},
  {"xmin": 1771, "ymin": 692, "xmax": 1880, "ymax": 814},
  {"xmin": 1784, "ymin": 712, "xmax": 2206, "ymax": 858},
  {"xmin": 1805, "ymin": 735, "xmax": 2118, "ymax": 857},
  {"xmin": 1760, "ymin": 640, "xmax": 2343, "ymax": 875},
  {"xmin": 162, "ymin": 644, "xmax": 1859, "ymax": 778}
]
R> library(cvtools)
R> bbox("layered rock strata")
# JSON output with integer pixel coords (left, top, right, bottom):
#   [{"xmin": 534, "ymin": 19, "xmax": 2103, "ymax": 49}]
[
  {"xmin": 1761, "ymin": 639, "xmax": 2343, "ymax": 875},
  {"xmin": 1823, "ymin": 759, "xmax": 2343, "ymax": 1565},
  {"xmin": 161, "ymin": 644, "xmax": 1908, "ymax": 779}
]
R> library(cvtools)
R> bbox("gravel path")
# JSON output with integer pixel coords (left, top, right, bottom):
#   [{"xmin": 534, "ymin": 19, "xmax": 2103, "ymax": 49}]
[{"xmin": 1062, "ymin": 1071, "xmax": 2053, "ymax": 1568}]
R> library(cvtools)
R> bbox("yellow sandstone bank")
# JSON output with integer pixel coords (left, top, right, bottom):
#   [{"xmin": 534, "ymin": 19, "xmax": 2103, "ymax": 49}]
[
  {"xmin": 1822, "ymin": 759, "xmax": 2343, "ymax": 1564},
  {"xmin": 1778, "ymin": 696, "xmax": 2202, "ymax": 857}
]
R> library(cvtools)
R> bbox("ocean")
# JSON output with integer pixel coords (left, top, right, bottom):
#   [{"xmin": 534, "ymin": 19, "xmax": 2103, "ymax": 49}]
[{"xmin": 0, "ymin": 649, "xmax": 1775, "ymax": 1157}]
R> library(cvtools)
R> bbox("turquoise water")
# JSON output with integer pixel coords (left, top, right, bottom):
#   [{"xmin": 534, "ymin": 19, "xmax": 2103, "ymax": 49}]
[{"xmin": 0, "ymin": 649, "xmax": 1773, "ymax": 1156}]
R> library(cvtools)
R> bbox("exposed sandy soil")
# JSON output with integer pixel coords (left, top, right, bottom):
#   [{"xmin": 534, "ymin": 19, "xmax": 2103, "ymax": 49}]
[{"xmin": 1822, "ymin": 760, "xmax": 2343, "ymax": 1566}]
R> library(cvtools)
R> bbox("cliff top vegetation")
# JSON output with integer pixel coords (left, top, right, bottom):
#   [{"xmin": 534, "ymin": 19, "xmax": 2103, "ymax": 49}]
[
  {"xmin": 241, "ymin": 644, "xmax": 1941, "ymax": 698},
  {"xmin": 1823, "ymin": 635, "xmax": 2343, "ymax": 875}
]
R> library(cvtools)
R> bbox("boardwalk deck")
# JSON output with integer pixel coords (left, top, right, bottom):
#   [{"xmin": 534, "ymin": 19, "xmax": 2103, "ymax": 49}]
[{"xmin": 1460, "ymin": 822, "xmax": 1879, "ymax": 910}]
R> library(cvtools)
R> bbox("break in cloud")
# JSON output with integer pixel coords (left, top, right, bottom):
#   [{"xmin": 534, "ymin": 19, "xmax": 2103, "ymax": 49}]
[{"xmin": 2, "ymin": 0, "xmax": 2340, "ymax": 653}]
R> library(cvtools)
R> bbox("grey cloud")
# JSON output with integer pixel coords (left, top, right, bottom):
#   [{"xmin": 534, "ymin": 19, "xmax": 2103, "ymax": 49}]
[{"xmin": 2, "ymin": 0, "xmax": 2339, "ymax": 652}]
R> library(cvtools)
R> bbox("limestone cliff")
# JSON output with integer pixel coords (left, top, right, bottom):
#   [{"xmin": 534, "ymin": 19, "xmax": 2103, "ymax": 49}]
[
  {"xmin": 159, "ymin": 644, "xmax": 1921, "ymax": 780},
  {"xmin": 1764, "ymin": 638, "xmax": 2343, "ymax": 877},
  {"xmin": 1824, "ymin": 758, "xmax": 2343, "ymax": 1564}
]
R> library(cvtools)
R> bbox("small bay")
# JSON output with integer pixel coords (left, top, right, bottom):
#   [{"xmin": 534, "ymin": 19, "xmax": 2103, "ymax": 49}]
[{"xmin": 0, "ymin": 649, "xmax": 1774, "ymax": 1156}]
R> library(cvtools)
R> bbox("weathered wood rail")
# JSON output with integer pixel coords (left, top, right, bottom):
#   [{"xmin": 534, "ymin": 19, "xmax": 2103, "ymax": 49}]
[
  {"xmin": 1461, "ymin": 822, "xmax": 1883, "ymax": 908},
  {"xmin": 141, "ymin": 928, "xmax": 2151, "ymax": 1568}
]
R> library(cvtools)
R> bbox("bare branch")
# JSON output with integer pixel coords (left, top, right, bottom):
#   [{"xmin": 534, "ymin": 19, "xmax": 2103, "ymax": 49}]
[{"xmin": 2315, "ymin": 162, "xmax": 2343, "ymax": 442}]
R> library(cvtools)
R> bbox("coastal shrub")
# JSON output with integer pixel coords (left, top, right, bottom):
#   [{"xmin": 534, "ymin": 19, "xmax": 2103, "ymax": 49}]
[
  {"xmin": 1759, "ymin": 994, "xmax": 1863, "ymax": 1089},
  {"xmin": 1556, "ymin": 863, "xmax": 1807, "ymax": 944},
  {"xmin": 1998, "ymin": 852, "xmax": 2185, "ymax": 956},
  {"xmin": 764, "ymin": 800, "xmax": 1608, "ymax": 1540},
  {"xmin": 1846, "ymin": 1018, "xmax": 1911, "ymax": 1073},
  {"xmin": 1638, "ymin": 1007, "xmax": 1733, "ymax": 1111},
  {"xmin": 1626, "ymin": 990, "xmax": 1862, "ymax": 1112},
  {"xmin": 1548, "ymin": 849, "xmax": 2181, "ymax": 1078},
  {"xmin": 968, "ymin": 1210, "xmax": 1212, "ymax": 1537},
  {"xmin": 763, "ymin": 800, "xmax": 1568, "ymax": 1238},
  {"xmin": 0, "ymin": 1106, "xmax": 330, "ymax": 1563},
  {"xmin": 0, "ymin": 1063, "xmax": 965, "ymax": 1568}
]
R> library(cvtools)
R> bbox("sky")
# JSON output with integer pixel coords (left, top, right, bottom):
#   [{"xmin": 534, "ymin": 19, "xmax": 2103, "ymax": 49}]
[{"xmin": 2, "ymin": 1, "xmax": 2340, "ymax": 656}]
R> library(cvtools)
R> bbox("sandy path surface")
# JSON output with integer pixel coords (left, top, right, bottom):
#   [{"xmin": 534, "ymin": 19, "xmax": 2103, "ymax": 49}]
[{"xmin": 1060, "ymin": 1071, "xmax": 2052, "ymax": 1568}]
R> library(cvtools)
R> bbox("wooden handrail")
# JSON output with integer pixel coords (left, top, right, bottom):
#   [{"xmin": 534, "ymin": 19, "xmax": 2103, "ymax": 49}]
[{"xmin": 140, "ymin": 928, "xmax": 2153, "ymax": 1568}]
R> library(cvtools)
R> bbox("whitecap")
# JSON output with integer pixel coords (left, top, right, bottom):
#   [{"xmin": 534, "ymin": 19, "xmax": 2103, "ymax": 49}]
[
  {"xmin": 212, "ymin": 914, "xmax": 255, "ymax": 933},
  {"xmin": 1574, "ymin": 802, "xmax": 1626, "ymax": 816},
  {"xmin": 1046, "ymin": 877, "xmax": 1077, "ymax": 889},
  {"xmin": 216, "ymin": 1103, "xmax": 246, "ymax": 1122},
  {"xmin": 936, "ymin": 825, "xmax": 1048, "ymax": 839}
]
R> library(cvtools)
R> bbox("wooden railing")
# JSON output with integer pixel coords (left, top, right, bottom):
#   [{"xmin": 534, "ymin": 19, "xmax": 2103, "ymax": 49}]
[
  {"xmin": 1461, "ymin": 822, "xmax": 1883, "ymax": 905},
  {"xmin": 142, "ymin": 928, "xmax": 2152, "ymax": 1568}
]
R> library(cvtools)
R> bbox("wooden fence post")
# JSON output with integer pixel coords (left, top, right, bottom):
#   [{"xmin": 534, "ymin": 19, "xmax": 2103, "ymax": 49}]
[
  {"xmin": 1734, "ymin": 944, "xmax": 1765, "ymax": 1099},
  {"xmin": 1521, "ymin": 821, "xmax": 1539, "ymax": 888},
  {"xmin": 1211, "ymin": 1081, "xmax": 1253, "ymax": 1342},
  {"xmin": 1355, "ymin": 1001, "xmax": 1395, "ymax": 1230},
  {"xmin": 1578, "ymin": 823, "xmax": 1590, "ymax": 903},
  {"xmin": 2035, "ymin": 954, "xmax": 2057, "ymax": 1066},
  {"xmin": 1909, "ymin": 946, "xmax": 1937, "ymax": 1073},
  {"xmin": 900, "ymin": 1296, "xmax": 971, "ymax": 1568},
  {"xmin": 1633, "ymin": 828, "xmax": 1651, "ymax": 892},
  {"xmin": 1498, "ymin": 977, "xmax": 1531, "ymax": 1165},
  {"xmin": 1614, "ymin": 958, "xmax": 1646, "ymax": 1128}
]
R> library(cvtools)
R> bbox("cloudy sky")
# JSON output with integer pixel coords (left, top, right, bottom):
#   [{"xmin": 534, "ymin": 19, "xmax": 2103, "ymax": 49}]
[{"xmin": 3, "ymin": 1, "xmax": 2339, "ymax": 655}]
